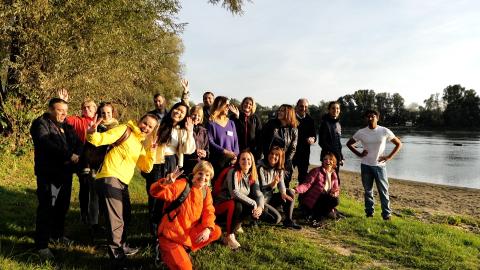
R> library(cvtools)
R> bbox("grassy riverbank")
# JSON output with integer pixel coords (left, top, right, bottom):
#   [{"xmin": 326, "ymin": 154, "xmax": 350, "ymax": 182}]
[{"xmin": 1, "ymin": 153, "xmax": 479, "ymax": 269}]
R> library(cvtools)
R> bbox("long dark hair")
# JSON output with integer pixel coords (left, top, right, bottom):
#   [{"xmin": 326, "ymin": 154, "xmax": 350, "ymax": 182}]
[{"xmin": 157, "ymin": 102, "xmax": 189, "ymax": 144}]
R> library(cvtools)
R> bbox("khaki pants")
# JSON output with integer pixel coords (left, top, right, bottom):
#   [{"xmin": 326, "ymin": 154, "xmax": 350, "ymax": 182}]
[{"xmin": 96, "ymin": 177, "xmax": 131, "ymax": 259}]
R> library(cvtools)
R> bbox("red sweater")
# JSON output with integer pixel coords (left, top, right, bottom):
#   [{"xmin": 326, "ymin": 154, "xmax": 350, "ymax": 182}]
[{"xmin": 66, "ymin": 115, "xmax": 94, "ymax": 143}]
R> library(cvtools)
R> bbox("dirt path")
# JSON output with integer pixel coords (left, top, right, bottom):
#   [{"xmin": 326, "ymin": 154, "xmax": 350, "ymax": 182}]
[{"xmin": 339, "ymin": 170, "xmax": 480, "ymax": 218}]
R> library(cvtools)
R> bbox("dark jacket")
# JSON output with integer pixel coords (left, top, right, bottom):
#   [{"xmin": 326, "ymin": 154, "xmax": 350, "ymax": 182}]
[
  {"xmin": 148, "ymin": 109, "xmax": 167, "ymax": 122},
  {"xmin": 184, "ymin": 125, "xmax": 210, "ymax": 162},
  {"xmin": 30, "ymin": 113, "xmax": 83, "ymax": 179},
  {"xmin": 231, "ymin": 112, "xmax": 262, "ymax": 160},
  {"xmin": 318, "ymin": 114, "xmax": 343, "ymax": 161},
  {"xmin": 262, "ymin": 119, "xmax": 298, "ymax": 164},
  {"xmin": 294, "ymin": 113, "xmax": 316, "ymax": 159}
]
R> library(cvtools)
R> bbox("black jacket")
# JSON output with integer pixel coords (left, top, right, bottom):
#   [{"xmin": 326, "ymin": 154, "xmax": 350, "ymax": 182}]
[
  {"xmin": 30, "ymin": 113, "xmax": 83, "ymax": 178},
  {"xmin": 232, "ymin": 112, "xmax": 262, "ymax": 160},
  {"xmin": 318, "ymin": 114, "xmax": 343, "ymax": 161},
  {"xmin": 294, "ymin": 113, "xmax": 316, "ymax": 158},
  {"xmin": 262, "ymin": 119, "xmax": 298, "ymax": 163}
]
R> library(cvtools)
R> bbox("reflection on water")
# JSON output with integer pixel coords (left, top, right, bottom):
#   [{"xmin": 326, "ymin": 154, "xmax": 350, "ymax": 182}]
[{"xmin": 310, "ymin": 132, "xmax": 480, "ymax": 189}]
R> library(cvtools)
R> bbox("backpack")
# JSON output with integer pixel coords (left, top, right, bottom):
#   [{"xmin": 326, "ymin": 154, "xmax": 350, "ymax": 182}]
[
  {"xmin": 83, "ymin": 126, "xmax": 132, "ymax": 170},
  {"xmin": 163, "ymin": 178, "xmax": 207, "ymax": 222},
  {"xmin": 212, "ymin": 166, "xmax": 234, "ymax": 197}
]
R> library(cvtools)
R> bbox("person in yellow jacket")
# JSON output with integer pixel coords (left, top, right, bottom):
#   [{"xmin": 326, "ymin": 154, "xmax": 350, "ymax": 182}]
[
  {"xmin": 86, "ymin": 113, "xmax": 158, "ymax": 267},
  {"xmin": 150, "ymin": 161, "xmax": 221, "ymax": 270}
]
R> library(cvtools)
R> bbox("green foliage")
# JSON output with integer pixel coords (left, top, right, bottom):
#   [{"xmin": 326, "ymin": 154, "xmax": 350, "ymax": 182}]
[{"xmin": 0, "ymin": 0, "xmax": 184, "ymax": 152}]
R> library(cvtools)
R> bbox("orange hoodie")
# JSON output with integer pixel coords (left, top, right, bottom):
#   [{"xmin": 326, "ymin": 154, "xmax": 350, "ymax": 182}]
[{"xmin": 150, "ymin": 178, "xmax": 217, "ymax": 249}]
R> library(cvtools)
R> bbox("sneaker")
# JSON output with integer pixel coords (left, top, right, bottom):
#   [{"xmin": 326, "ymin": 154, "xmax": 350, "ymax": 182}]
[
  {"xmin": 223, "ymin": 234, "xmax": 241, "ymax": 250},
  {"xmin": 327, "ymin": 210, "xmax": 337, "ymax": 220},
  {"xmin": 50, "ymin": 236, "xmax": 73, "ymax": 246},
  {"xmin": 235, "ymin": 225, "xmax": 244, "ymax": 234},
  {"xmin": 122, "ymin": 244, "xmax": 140, "ymax": 256},
  {"xmin": 383, "ymin": 215, "xmax": 391, "ymax": 221},
  {"xmin": 366, "ymin": 213, "xmax": 373, "ymax": 218},
  {"xmin": 38, "ymin": 248, "xmax": 54, "ymax": 260},
  {"xmin": 283, "ymin": 220, "xmax": 302, "ymax": 230}
]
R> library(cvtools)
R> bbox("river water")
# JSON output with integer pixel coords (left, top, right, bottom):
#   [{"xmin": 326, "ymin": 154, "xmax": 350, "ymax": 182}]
[{"xmin": 309, "ymin": 131, "xmax": 480, "ymax": 189}]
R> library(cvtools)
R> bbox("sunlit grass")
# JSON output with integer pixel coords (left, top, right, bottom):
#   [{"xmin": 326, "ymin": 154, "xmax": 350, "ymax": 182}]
[{"xmin": 1, "ymin": 153, "xmax": 479, "ymax": 269}]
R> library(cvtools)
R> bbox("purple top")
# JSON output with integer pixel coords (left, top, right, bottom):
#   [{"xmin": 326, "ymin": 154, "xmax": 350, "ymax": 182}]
[{"xmin": 207, "ymin": 120, "xmax": 240, "ymax": 155}]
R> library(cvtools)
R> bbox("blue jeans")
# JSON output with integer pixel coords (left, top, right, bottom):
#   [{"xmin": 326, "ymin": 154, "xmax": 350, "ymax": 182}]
[{"xmin": 360, "ymin": 164, "xmax": 391, "ymax": 218}]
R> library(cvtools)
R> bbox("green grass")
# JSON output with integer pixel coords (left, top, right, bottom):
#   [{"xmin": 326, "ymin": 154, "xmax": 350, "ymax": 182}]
[{"xmin": 1, "ymin": 153, "xmax": 480, "ymax": 269}]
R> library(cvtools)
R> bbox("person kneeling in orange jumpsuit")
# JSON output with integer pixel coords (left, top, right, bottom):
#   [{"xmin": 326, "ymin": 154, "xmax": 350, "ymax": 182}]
[{"xmin": 150, "ymin": 161, "xmax": 221, "ymax": 270}]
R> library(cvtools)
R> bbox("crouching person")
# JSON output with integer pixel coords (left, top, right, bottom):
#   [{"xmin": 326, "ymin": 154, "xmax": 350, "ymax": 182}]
[
  {"xmin": 150, "ymin": 161, "xmax": 221, "ymax": 270},
  {"xmin": 213, "ymin": 150, "xmax": 264, "ymax": 249},
  {"xmin": 293, "ymin": 152, "xmax": 340, "ymax": 223}
]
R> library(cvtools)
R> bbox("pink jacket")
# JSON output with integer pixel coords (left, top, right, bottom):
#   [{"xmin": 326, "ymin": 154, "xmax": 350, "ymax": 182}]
[{"xmin": 295, "ymin": 167, "xmax": 339, "ymax": 209}]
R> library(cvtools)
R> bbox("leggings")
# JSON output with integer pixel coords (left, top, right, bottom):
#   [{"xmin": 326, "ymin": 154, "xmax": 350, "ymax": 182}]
[{"xmin": 214, "ymin": 200, "xmax": 253, "ymax": 234}]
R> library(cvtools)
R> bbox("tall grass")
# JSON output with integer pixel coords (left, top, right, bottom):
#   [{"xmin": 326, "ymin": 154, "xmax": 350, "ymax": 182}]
[{"xmin": 1, "ymin": 152, "xmax": 479, "ymax": 269}]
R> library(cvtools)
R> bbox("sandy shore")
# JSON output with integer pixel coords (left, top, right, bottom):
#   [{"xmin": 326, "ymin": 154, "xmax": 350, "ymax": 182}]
[{"xmin": 338, "ymin": 170, "xmax": 480, "ymax": 218}]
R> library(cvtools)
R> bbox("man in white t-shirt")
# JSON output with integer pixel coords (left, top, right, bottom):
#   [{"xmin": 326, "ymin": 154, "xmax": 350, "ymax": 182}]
[{"xmin": 346, "ymin": 109, "xmax": 402, "ymax": 220}]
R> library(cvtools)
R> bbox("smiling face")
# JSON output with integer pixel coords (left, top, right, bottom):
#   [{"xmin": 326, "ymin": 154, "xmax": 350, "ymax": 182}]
[
  {"xmin": 268, "ymin": 150, "xmax": 280, "ymax": 167},
  {"xmin": 82, "ymin": 101, "xmax": 97, "ymax": 118},
  {"xmin": 137, "ymin": 115, "xmax": 158, "ymax": 136},
  {"xmin": 50, "ymin": 102, "xmax": 68, "ymax": 123},
  {"xmin": 171, "ymin": 105, "xmax": 187, "ymax": 125},
  {"xmin": 277, "ymin": 106, "xmax": 286, "ymax": 121},
  {"xmin": 322, "ymin": 154, "xmax": 337, "ymax": 172},
  {"xmin": 203, "ymin": 93, "xmax": 214, "ymax": 108},
  {"xmin": 190, "ymin": 111, "xmax": 201, "ymax": 125},
  {"xmin": 296, "ymin": 99, "xmax": 309, "ymax": 117},
  {"xmin": 239, "ymin": 152, "xmax": 253, "ymax": 172},
  {"xmin": 192, "ymin": 169, "xmax": 212, "ymax": 188},
  {"xmin": 100, "ymin": 105, "xmax": 113, "ymax": 122},
  {"xmin": 242, "ymin": 99, "xmax": 254, "ymax": 115},
  {"xmin": 329, "ymin": 103, "xmax": 341, "ymax": 119}
]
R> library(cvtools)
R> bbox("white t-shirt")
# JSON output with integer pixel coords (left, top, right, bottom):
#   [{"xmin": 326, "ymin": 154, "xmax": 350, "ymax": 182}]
[{"xmin": 352, "ymin": 126, "xmax": 395, "ymax": 166}]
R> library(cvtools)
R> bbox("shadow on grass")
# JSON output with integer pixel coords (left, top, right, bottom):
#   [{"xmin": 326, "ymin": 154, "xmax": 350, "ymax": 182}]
[{"xmin": 0, "ymin": 185, "xmax": 162, "ymax": 269}]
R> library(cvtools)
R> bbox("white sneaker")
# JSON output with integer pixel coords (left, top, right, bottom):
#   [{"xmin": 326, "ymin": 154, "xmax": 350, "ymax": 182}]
[
  {"xmin": 223, "ymin": 234, "xmax": 241, "ymax": 250},
  {"xmin": 38, "ymin": 248, "xmax": 54, "ymax": 260},
  {"xmin": 234, "ymin": 225, "xmax": 244, "ymax": 234}
]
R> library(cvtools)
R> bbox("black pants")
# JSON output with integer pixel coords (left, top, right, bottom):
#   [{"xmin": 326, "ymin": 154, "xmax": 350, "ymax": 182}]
[
  {"xmin": 305, "ymin": 193, "xmax": 339, "ymax": 219},
  {"xmin": 35, "ymin": 174, "xmax": 73, "ymax": 249},
  {"xmin": 293, "ymin": 160, "xmax": 310, "ymax": 185},
  {"xmin": 232, "ymin": 200, "xmax": 255, "ymax": 229},
  {"xmin": 96, "ymin": 177, "xmax": 131, "ymax": 259},
  {"xmin": 78, "ymin": 172, "xmax": 90, "ymax": 221},
  {"xmin": 145, "ymin": 155, "xmax": 177, "ymax": 237},
  {"xmin": 262, "ymin": 189, "xmax": 296, "ymax": 224}
]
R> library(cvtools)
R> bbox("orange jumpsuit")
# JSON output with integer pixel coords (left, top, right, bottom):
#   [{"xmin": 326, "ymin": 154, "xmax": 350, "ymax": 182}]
[{"xmin": 150, "ymin": 178, "xmax": 221, "ymax": 270}]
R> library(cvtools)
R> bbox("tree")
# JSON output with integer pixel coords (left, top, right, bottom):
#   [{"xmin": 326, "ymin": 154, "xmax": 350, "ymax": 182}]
[
  {"xmin": 442, "ymin": 85, "xmax": 480, "ymax": 127},
  {"xmin": 0, "ymin": 0, "xmax": 184, "ymax": 152}
]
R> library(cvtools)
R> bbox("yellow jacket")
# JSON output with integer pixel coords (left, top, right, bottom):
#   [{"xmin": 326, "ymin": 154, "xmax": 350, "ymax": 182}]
[{"xmin": 87, "ymin": 120, "xmax": 155, "ymax": 185}]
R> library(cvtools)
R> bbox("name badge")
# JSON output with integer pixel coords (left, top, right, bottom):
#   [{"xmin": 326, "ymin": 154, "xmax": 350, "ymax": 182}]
[{"xmin": 227, "ymin": 131, "xmax": 234, "ymax": 137}]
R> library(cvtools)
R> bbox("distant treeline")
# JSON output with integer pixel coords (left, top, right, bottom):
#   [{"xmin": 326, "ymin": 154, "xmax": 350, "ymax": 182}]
[{"xmin": 244, "ymin": 84, "xmax": 480, "ymax": 130}]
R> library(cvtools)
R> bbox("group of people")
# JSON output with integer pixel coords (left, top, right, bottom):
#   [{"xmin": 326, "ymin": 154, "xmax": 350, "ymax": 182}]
[{"xmin": 30, "ymin": 82, "xmax": 402, "ymax": 269}]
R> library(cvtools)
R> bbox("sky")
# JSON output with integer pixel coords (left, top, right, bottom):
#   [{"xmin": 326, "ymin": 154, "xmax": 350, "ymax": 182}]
[{"xmin": 178, "ymin": 0, "xmax": 480, "ymax": 107}]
